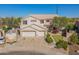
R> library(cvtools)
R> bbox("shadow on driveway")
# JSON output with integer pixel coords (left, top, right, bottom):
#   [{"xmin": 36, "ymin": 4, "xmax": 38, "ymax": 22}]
[{"xmin": 0, "ymin": 51, "xmax": 45, "ymax": 55}]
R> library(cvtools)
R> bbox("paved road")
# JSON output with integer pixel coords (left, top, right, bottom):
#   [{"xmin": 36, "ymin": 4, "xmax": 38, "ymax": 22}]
[{"xmin": 0, "ymin": 51, "xmax": 45, "ymax": 55}]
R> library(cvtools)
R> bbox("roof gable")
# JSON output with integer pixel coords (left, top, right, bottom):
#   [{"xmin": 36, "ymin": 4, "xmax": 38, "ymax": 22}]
[
  {"xmin": 21, "ymin": 24, "xmax": 47, "ymax": 32},
  {"xmin": 21, "ymin": 26, "xmax": 36, "ymax": 32}
]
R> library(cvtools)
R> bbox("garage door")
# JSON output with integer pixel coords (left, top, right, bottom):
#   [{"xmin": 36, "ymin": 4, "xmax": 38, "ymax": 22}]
[
  {"xmin": 21, "ymin": 32, "xmax": 36, "ymax": 37},
  {"xmin": 36, "ymin": 32, "xmax": 44, "ymax": 37}
]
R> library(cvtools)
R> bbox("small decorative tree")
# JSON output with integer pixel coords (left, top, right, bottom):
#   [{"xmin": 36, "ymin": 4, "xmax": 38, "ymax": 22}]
[{"xmin": 45, "ymin": 33, "xmax": 53, "ymax": 43}]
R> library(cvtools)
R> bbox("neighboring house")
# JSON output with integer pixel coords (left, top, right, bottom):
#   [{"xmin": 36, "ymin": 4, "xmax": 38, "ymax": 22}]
[{"xmin": 20, "ymin": 14, "xmax": 58, "ymax": 38}]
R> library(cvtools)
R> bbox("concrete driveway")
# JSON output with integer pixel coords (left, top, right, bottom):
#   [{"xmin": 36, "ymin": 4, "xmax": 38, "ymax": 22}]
[{"xmin": 0, "ymin": 37, "xmax": 67, "ymax": 55}]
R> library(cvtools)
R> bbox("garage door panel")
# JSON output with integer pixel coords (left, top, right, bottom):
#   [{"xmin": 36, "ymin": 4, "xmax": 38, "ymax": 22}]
[
  {"xmin": 21, "ymin": 32, "xmax": 35, "ymax": 37},
  {"xmin": 36, "ymin": 32, "xmax": 44, "ymax": 37}
]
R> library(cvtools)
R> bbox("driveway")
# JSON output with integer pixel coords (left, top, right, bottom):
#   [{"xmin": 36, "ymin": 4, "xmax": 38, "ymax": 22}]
[{"xmin": 0, "ymin": 37, "xmax": 67, "ymax": 55}]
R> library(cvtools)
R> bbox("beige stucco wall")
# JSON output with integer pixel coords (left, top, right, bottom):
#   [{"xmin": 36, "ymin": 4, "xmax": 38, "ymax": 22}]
[{"xmin": 21, "ymin": 16, "xmax": 51, "ymax": 28}]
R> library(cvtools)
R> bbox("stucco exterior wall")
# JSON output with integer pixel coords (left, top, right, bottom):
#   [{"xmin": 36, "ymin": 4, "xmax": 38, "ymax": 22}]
[{"xmin": 21, "ymin": 16, "xmax": 51, "ymax": 27}]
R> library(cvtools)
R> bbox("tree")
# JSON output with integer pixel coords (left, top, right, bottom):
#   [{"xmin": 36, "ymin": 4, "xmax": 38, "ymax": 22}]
[
  {"xmin": 12, "ymin": 17, "xmax": 21, "ymax": 28},
  {"xmin": 65, "ymin": 24, "xmax": 74, "ymax": 32},
  {"xmin": 1, "ymin": 17, "xmax": 21, "ymax": 28},
  {"xmin": 51, "ymin": 17, "xmax": 61, "ymax": 28},
  {"xmin": 49, "ymin": 16, "xmax": 76, "ymax": 33},
  {"xmin": 49, "ymin": 17, "xmax": 70, "ymax": 32},
  {"xmin": 45, "ymin": 33, "xmax": 53, "ymax": 43}
]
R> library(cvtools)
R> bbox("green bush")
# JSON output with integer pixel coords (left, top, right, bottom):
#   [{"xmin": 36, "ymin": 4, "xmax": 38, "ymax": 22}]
[
  {"xmin": 52, "ymin": 35, "xmax": 63, "ymax": 43},
  {"xmin": 2, "ymin": 26, "xmax": 12, "ymax": 33},
  {"xmin": 2, "ymin": 26, "xmax": 8, "ymax": 33},
  {"xmin": 65, "ymin": 24, "xmax": 74, "ymax": 30},
  {"xmin": 45, "ymin": 33, "xmax": 53, "ymax": 43},
  {"xmin": 70, "ymin": 33, "xmax": 79, "ymax": 44},
  {"xmin": 56, "ymin": 40, "xmax": 68, "ymax": 50},
  {"xmin": 7, "ymin": 26, "xmax": 12, "ymax": 30}
]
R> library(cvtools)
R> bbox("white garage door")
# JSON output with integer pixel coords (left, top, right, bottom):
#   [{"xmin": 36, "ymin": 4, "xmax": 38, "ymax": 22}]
[
  {"xmin": 36, "ymin": 32, "xmax": 44, "ymax": 37},
  {"xmin": 21, "ymin": 32, "xmax": 35, "ymax": 37}
]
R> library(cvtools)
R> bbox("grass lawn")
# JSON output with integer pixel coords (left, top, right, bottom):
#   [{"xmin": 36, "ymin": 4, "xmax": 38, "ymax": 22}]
[{"xmin": 52, "ymin": 34, "xmax": 63, "ymax": 43}]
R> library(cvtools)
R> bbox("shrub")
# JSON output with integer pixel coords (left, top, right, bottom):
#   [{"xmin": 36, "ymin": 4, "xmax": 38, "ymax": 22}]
[
  {"xmin": 45, "ymin": 33, "xmax": 53, "ymax": 43},
  {"xmin": 52, "ymin": 35, "xmax": 63, "ymax": 43},
  {"xmin": 2, "ymin": 26, "xmax": 12, "ymax": 33},
  {"xmin": 56, "ymin": 40, "xmax": 68, "ymax": 50},
  {"xmin": 52, "ymin": 27, "xmax": 59, "ymax": 33},
  {"xmin": 65, "ymin": 24, "xmax": 74, "ymax": 31},
  {"xmin": 69, "ymin": 33, "xmax": 79, "ymax": 44},
  {"xmin": 2, "ymin": 26, "xmax": 8, "ymax": 33},
  {"xmin": 7, "ymin": 26, "xmax": 12, "ymax": 30}
]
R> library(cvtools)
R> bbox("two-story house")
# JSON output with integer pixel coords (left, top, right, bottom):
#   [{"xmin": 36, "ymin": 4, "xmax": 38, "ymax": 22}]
[
  {"xmin": 21, "ymin": 14, "xmax": 58, "ymax": 28},
  {"xmin": 20, "ymin": 14, "xmax": 58, "ymax": 38}
]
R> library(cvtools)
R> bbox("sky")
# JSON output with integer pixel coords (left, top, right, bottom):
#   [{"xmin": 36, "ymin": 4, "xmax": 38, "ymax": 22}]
[{"xmin": 0, "ymin": 4, "xmax": 79, "ymax": 18}]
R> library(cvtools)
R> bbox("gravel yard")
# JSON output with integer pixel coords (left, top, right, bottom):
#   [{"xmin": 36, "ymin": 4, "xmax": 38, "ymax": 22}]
[{"xmin": 69, "ymin": 44, "xmax": 79, "ymax": 55}]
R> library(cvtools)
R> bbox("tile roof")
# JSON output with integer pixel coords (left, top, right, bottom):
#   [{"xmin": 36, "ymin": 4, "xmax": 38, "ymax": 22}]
[
  {"xmin": 23, "ymin": 14, "xmax": 58, "ymax": 20},
  {"xmin": 30, "ymin": 14, "xmax": 58, "ymax": 20}
]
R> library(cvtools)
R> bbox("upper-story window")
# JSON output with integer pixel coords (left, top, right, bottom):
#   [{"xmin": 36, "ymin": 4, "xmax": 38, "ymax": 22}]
[
  {"xmin": 31, "ymin": 20, "xmax": 36, "ymax": 22},
  {"xmin": 40, "ymin": 20, "xmax": 44, "ymax": 23},
  {"xmin": 23, "ymin": 20, "xmax": 27, "ymax": 24},
  {"xmin": 46, "ymin": 20, "xmax": 49, "ymax": 22}
]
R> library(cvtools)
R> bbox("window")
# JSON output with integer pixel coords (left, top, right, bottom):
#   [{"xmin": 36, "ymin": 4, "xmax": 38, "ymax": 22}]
[
  {"xmin": 23, "ymin": 20, "xmax": 27, "ymax": 24},
  {"xmin": 40, "ymin": 20, "xmax": 44, "ymax": 23},
  {"xmin": 46, "ymin": 20, "xmax": 49, "ymax": 22},
  {"xmin": 31, "ymin": 20, "xmax": 36, "ymax": 22}
]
